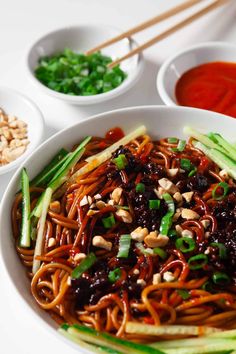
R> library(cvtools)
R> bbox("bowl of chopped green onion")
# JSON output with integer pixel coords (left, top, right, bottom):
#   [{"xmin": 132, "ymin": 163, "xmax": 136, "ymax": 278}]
[{"xmin": 27, "ymin": 25, "xmax": 144, "ymax": 105}]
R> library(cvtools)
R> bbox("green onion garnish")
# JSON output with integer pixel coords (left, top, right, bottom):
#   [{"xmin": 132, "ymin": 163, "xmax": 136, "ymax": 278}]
[
  {"xmin": 177, "ymin": 289, "xmax": 190, "ymax": 300},
  {"xmin": 113, "ymin": 154, "xmax": 128, "ymax": 170},
  {"xmin": 149, "ymin": 199, "xmax": 160, "ymax": 210},
  {"xmin": 188, "ymin": 254, "xmax": 208, "ymax": 270},
  {"xmin": 168, "ymin": 229, "xmax": 177, "ymax": 239},
  {"xmin": 108, "ymin": 268, "xmax": 122, "ymax": 283},
  {"xmin": 136, "ymin": 183, "xmax": 145, "ymax": 193},
  {"xmin": 212, "ymin": 272, "xmax": 230, "ymax": 285},
  {"xmin": 180, "ymin": 158, "xmax": 193, "ymax": 171},
  {"xmin": 188, "ymin": 167, "xmax": 197, "ymax": 177},
  {"xmin": 212, "ymin": 182, "xmax": 229, "ymax": 201},
  {"xmin": 117, "ymin": 234, "xmax": 131, "ymax": 258},
  {"xmin": 159, "ymin": 193, "xmax": 175, "ymax": 235},
  {"xmin": 168, "ymin": 137, "xmax": 178, "ymax": 144},
  {"xmin": 102, "ymin": 214, "xmax": 116, "ymax": 229},
  {"xmin": 153, "ymin": 247, "xmax": 167, "ymax": 259},
  {"xmin": 177, "ymin": 140, "xmax": 186, "ymax": 152},
  {"xmin": 202, "ymin": 281, "xmax": 213, "ymax": 292},
  {"xmin": 210, "ymin": 242, "xmax": 227, "ymax": 259},
  {"xmin": 71, "ymin": 253, "xmax": 97, "ymax": 279},
  {"xmin": 135, "ymin": 242, "xmax": 154, "ymax": 256},
  {"xmin": 175, "ymin": 237, "xmax": 196, "ymax": 253}
]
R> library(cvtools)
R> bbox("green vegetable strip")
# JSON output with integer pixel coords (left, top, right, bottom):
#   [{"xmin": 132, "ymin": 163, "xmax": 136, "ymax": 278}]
[
  {"xmin": 117, "ymin": 234, "xmax": 131, "ymax": 258},
  {"xmin": 52, "ymin": 126, "xmax": 146, "ymax": 200},
  {"xmin": 160, "ymin": 193, "xmax": 175, "ymax": 235},
  {"xmin": 108, "ymin": 268, "xmax": 122, "ymax": 283},
  {"xmin": 30, "ymin": 148, "xmax": 68, "ymax": 187},
  {"xmin": 32, "ymin": 187, "xmax": 53, "ymax": 274},
  {"xmin": 175, "ymin": 237, "xmax": 196, "ymax": 253},
  {"xmin": 68, "ymin": 324, "xmax": 164, "ymax": 354},
  {"xmin": 208, "ymin": 132, "xmax": 236, "ymax": 161},
  {"xmin": 135, "ymin": 242, "xmax": 154, "ymax": 256},
  {"xmin": 188, "ymin": 254, "xmax": 208, "ymax": 270},
  {"xmin": 212, "ymin": 182, "xmax": 229, "ymax": 201},
  {"xmin": 212, "ymin": 272, "xmax": 230, "ymax": 285},
  {"xmin": 59, "ymin": 328, "xmax": 120, "ymax": 354},
  {"xmin": 71, "ymin": 253, "xmax": 97, "ymax": 279},
  {"xmin": 193, "ymin": 141, "xmax": 236, "ymax": 180},
  {"xmin": 113, "ymin": 154, "xmax": 128, "ymax": 170},
  {"xmin": 20, "ymin": 168, "xmax": 31, "ymax": 248},
  {"xmin": 183, "ymin": 126, "xmax": 226, "ymax": 154}
]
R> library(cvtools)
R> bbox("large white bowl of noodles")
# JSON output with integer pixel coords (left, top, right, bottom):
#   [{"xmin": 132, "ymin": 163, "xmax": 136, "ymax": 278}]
[{"xmin": 0, "ymin": 105, "xmax": 236, "ymax": 353}]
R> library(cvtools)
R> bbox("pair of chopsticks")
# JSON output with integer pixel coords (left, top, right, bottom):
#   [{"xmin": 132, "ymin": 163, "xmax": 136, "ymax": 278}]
[{"xmin": 86, "ymin": 0, "xmax": 230, "ymax": 68}]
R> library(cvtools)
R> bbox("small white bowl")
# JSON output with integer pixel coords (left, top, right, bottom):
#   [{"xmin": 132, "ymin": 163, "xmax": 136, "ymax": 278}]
[
  {"xmin": 27, "ymin": 25, "xmax": 144, "ymax": 105},
  {"xmin": 157, "ymin": 41, "xmax": 236, "ymax": 106},
  {"xmin": 0, "ymin": 87, "xmax": 45, "ymax": 174},
  {"xmin": 0, "ymin": 105, "xmax": 236, "ymax": 353}
]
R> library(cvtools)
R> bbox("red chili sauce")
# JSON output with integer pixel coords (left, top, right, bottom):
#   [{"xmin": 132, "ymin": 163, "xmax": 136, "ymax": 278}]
[
  {"xmin": 105, "ymin": 127, "xmax": 124, "ymax": 142},
  {"xmin": 175, "ymin": 61, "xmax": 236, "ymax": 118}
]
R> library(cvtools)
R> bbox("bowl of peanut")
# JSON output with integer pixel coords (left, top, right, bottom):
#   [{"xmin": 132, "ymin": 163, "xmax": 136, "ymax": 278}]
[{"xmin": 0, "ymin": 87, "xmax": 44, "ymax": 175}]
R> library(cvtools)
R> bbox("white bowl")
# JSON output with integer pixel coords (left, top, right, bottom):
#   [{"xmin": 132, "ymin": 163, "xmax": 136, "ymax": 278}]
[
  {"xmin": 0, "ymin": 87, "xmax": 44, "ymax": 175},
  {"xmin": 0, "ymin": 105, "xmax": 236, "ymax": 353},
  {"xmin": 157, "ymin": 41, "xmax": 236, "ymax": 106},
  {"xmin": 27, "ymin": 25, "xmax": 144, "ymax": 105}
]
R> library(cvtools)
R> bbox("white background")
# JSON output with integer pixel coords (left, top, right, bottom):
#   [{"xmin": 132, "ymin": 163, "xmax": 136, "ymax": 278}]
[{"xmin": 0, "ymin": 0, "xmax": 236, "ymax": 353}]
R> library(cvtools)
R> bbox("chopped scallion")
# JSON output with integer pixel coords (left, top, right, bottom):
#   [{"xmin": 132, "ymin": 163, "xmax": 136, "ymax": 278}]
[
  {"xmin": 212, "ymin": 272, "xmax": 230, "ymax": 285},
  {"xmin": 175, "ymin": 237, "xmax": 196, "ymax": 253},
  {"xmin": 71, "ymin": 253, "xmax": 97, "ymax": 279},
  {"xmin": 180, "ymin": 158, "xmax": 193, "ymax": 171},
  {"xmin": 188, "ymin": 254, "xmax": 208, "ymax": 270},
  {"xmin": 108, "ymin": 268, "xmax": 122, "ymax": 283},
  {"xmin": 112, "ymin": 154, "xmax": 128, "ymax": 170},
  {"xmin": 153, "ymin": 247, "xmax": 167, "ymax": 259},
  {"xmin": 210, "ymin": 242, "xmax": 227, "ymax": 259},
  {"xmin": 177, "ymin": 289, "xmax": 190, "ymax": 300},
  {"xmin": 212, "ymin": 182, "xmax": 229, "ymax": 201},
  {"xmin": 136, "ymin": 183, "xmax": 145, "ymax": 193},
  {"xmin": 117, "ymin": 234, "xmax": 131, "ymax": 258},
  {"xmin": 168, "ymin": 137, "xmax": 178, "ymax": 144},
  {"xmin": 102, "ymin": 214, "xmax": 116, "ymax": 229},
  {"xmin": 149, "ymin": 199, "xmax": 160, "ymax": 210}
]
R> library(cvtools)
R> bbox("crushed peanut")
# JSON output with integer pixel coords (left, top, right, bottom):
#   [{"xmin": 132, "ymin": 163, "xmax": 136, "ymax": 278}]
[
  {"xmin": 92, "ymin": 235, "xmax": 112, "ymax": 251},
  {"xmin": 0, "ymin": 108, "xmax": 29, "ymax": 166}
]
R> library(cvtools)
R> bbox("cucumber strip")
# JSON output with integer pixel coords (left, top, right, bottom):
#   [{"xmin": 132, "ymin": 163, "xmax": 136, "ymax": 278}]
[
  {"xmin": 58, "ymin": 328, "xmax": 121, "ymax": 354},
  {"xmin": 19, "ymin": 168, "xmax": 31, "ymax": 247},
  {"xmin": 209, "ymin": 329, "xmax": 236, "ymax": 338},
  {"xmin": 31, "ymin": 151, "xmax": 70, "ymax": 187},
  {"xmin": 32, "ymin": 187, "xmax": 52, "ymax": 274},
  {"xmin": 183, "ymin": 127, "xmax": 226, "ymax": 154},
  {"xmin": 31, "ymin": 136, "xmax": 90, "ymax": 219},
  {"xmin": 151, "ymin": 337, "xmax": 231, "ymax": 349},
  {"xmin": 30, "ymin": 148, "xmax": 68, "ymax": 187},
  {"xmin": 208, "ymin": 133, "xmax": 236, "ymax": 162},
  {"xmin": 54, "ymin": 125, "xmax": 147, "ymax": 199},
  {"xmin": 193, "ymin": 141, "xmax": 236, "ymax": 179},
  {"xmin": 67, "ymin": 325, "xmax": 164, "ymax": 354},
  {"xmin": 161, "ymin": 340, "xmax": 236, "ymax": 354},
  {"xmin": 125, "ymin": 322, "xmax": 219, "ymax": 337}
]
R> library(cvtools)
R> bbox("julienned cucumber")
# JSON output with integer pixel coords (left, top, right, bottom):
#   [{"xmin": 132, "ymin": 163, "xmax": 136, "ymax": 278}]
[
  {"xmin": 63, "ymin": 324, "xmax": 165, "ymax": 354},
  {"xmin": 208, "ymin": 132, "xmax": 236, "ymax": 162},
  {"xmin": 30, "ymin": 149, "xmax": 69, "ymax": 187},
  {"xmin": 20, "ymin": 168, "xmax": 31, "ymax": 247},
  {"xmin": 59, "ymin": 328, "xmax": 123, "ymax": 354},
  {"xmin": 30, "ymin": 148, "xmax": 68, "ymax": 187},
  {"xmin": 31, "ymin": 136, "xmax": 91, "ymax": 218}
]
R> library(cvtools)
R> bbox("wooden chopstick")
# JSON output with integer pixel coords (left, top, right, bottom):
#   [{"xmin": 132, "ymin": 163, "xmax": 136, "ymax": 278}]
[
  {"xmin": 108, "ymin": 0, "xmax": 229, "ymax": 68},
  {"xmin": 86, "ymin": 0, "xmax": 205, "ymax": 56}
]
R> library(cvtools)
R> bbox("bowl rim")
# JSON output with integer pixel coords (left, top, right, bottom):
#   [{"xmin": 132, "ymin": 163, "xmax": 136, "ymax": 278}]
[
  {"xmin": 156, "ymin": 40, "xmax": 236, "ymax": 106},
  {"xmin": 1, "ymin": 104, "xmax": 235, "ymax": 352},
  {"xmin": 26, "ymin": 24, "xmax": 144, "ymax": 105},
  {"xmin": 0, "ymin": 86, "xmax": 45, "ymax": 174}
]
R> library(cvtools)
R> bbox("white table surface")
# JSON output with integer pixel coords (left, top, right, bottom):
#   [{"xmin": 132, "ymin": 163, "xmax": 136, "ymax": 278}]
[{"xmin": 0, "ymin": 0, "xmax": 236, "ymax": 353}]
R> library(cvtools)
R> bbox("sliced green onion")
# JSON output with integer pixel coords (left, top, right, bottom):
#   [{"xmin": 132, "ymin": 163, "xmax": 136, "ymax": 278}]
[
  {"xmin": 159, "ymin": 193, "xmax": 175, "ymax": 235},
  {"xmin": 112, "ymin": 154, "xmax": 128, "ymax": 170},
  {"xmin": 163, "ymin": 193, "xmax": 175, "ymax": 213},
  {"xmin": 168, "ymin": 137, "xmax": 178, "ymax": 144},
  {"xmin": 153, "ymin": 247, "xmax": 167, "ymax": 259},
  {"xmin": 188, "ymin": 167, "xmax": 197, "ymax": 177},
  {"xmin": 177, "ymin": 289, "xmax": 190, "ymax": 300},
  {"xmin": 180, "ymin": 158, "xmax": 193, "ymax": 171},
  {"xmin": 168, "ymin": 229, "xmax": 177, "ymax": 239},
  {"xmin": 202, "ymin": 281, "xmax": 213, "ymax": 292},
  {"xmin": 210, "ymin": 242, "xmax": 227, "ymax": 259},
  {"xmin": 71, "ymin": 253, "xmax": 97, "ymax": 279},
  {"xmin": 20, "ymin": 168, "xmax": 31, "ymax": 248},
  {"xmin": 212, "ymin": 182, "xmax": 229, "ymax": 201},
  {"xmin": 149, "ymin": 199, "xmax": 160, "ymax": 210},
  {"xmin": 135, "ymin": 242, "xmax": 154, "ymax": 256},
  {"xmin": 117, "ymin": 234, "xmax": 131, "ymax": 258},
  {"xmin": 177, "ymin": 140, "xmax": 186, "ymax": 152},
  {"xmin": 188, "ymin": 254, "xmax": 208, "ymax": 270},
  {"xmin": 108, "ymin": 268, "xmax": 122, "ymax": 283},
  {"xmin": 102, "ymin": 214, "xmax": 116, "ymax": 229},
  {"xmin": 212, "ymin": 272, "xmax": 230, "ymax": 285},
  {"xmin": 136, "ymin": 183, "xmax": 145, "ymax": 193},
  {"xmin": 175, "ymin": 237, "xmax": 196, "ymax": 253}
]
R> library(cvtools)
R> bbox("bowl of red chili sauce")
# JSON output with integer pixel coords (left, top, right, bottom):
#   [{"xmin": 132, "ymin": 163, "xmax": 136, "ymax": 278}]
[{"xmin": 157, "ymin": 42, "xmax": 236, "ymax": 119}]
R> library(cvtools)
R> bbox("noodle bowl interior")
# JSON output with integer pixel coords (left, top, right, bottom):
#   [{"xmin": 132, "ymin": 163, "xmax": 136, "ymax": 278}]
[{"xmin": 12, "ymin": 126, "xmax": 236, "ymax": 348}]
